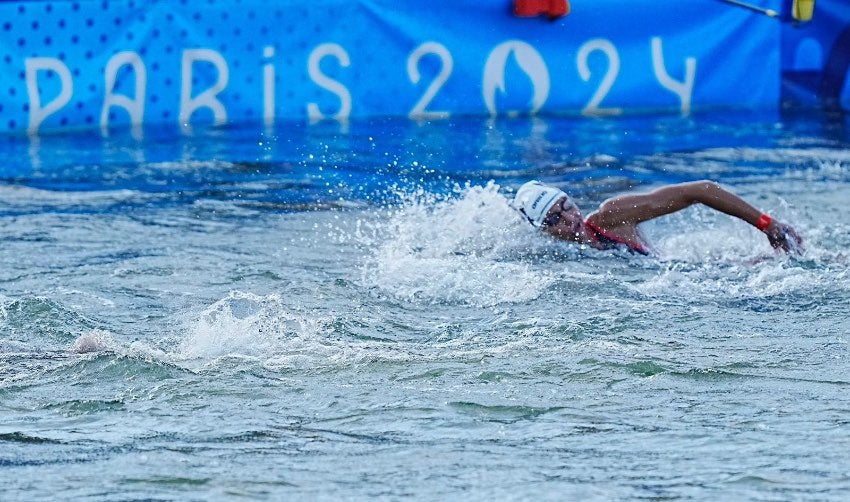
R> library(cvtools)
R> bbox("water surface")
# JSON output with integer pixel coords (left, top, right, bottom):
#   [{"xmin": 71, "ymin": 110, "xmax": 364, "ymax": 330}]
[{"xmin": 1, "ymin": 112, "xmax": 849, "ymax": 499}]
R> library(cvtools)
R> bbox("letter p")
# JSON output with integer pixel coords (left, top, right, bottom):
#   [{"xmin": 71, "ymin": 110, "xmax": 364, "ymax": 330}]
[{"xmin": 25, "ymin": 57, "xmax": 73, "ymax": 135}]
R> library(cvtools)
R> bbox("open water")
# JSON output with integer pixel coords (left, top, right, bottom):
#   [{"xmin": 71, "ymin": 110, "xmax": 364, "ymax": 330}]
[{"xmin": 1, "ymin": 112, "xmax": 849, "ymax": 500}]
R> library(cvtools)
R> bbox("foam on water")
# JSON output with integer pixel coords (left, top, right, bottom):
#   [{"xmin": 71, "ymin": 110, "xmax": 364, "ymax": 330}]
[
  {"xmin": 637, "ymin": 225, "xmax": 846, "ymax": 308},
  {"xmin": 633, "ymin": 259, "xmax": 837, "ymax": 303}
]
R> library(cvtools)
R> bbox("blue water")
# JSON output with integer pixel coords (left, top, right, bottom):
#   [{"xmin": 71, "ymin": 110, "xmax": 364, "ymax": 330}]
[{"xmin": 1, "ymin": 112, "xmax": 849, "ymax": 500}]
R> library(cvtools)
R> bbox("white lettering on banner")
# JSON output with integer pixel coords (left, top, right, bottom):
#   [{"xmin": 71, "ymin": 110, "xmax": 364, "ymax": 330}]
[
  {"xmin": 25, "ymin": 57, "xmax": 73, "ymax": 135},
  {"xmin": 577, "ymin": 39, "xmax": 622, "ymax": 116},
  {"xmin": 179, "ymin": 49, "xmax": 230, "ymax": 127},
  {"xmin": 307, "ymin": 43, "xmax": 352, "ymax": 122},
  {"xmin": 101, "ymin": 51, "xmax": 147, "ymax": 137},
  {"xmin": 16, "ymin": 37, "xmax": 703, "ymax": 134},
  {"xmin": 263, "ymin": 46, "xmax": 275, "ymax": 128},
  {"xmin": 407, "ymin": 42, "xmax": 453, "ymax": 120},
  {"xmin": 651, "ymin": 37, "xmax": 696, "ymax": 114},
  {"xmin": 483, "ymin": 40, "xmax": 550, "ymax": 117}
]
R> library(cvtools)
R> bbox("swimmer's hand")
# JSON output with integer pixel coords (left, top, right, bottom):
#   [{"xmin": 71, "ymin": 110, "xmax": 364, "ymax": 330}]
[{"xmin": 764, "ymin": 220, "xmax": 804, "ymax": 255}]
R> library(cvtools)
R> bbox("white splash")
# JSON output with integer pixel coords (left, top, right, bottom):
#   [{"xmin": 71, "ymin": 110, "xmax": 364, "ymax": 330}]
[
  {"xmin": 175, "ymin": 291, "xmax": 330, "ymax": 361},
  {"xmin": 360, "ymin": 182, "xmax": 554, "ymax": 306}
]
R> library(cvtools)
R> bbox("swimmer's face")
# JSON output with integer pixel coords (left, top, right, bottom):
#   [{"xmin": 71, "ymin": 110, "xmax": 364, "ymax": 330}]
[{"xmin": 540, "ymin": 196, "xmax": 584, "ymax": 241}]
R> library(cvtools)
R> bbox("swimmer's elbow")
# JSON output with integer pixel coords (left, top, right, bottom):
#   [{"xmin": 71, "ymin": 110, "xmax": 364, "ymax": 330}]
[
  {"xmin": 692, "ymin": 180, "xmax": 721, "ymax": 193},
  {"xmin": 687, "ymin": 180, "xmax": 723, "ymax": 203}
]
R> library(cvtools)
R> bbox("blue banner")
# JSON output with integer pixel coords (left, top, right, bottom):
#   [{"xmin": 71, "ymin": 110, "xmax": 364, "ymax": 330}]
[{"xmin": 0, "ymin": 0, "xmax": 784, "ymax": 135}]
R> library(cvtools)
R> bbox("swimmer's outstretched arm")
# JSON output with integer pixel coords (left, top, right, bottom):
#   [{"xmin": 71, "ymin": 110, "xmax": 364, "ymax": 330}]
[{"xmin": 591, "ymin": 180, "xmax": 803, "ymax": 253}]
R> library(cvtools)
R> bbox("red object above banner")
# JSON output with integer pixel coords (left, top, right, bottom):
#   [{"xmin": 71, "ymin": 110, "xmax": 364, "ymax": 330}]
[{"xmin": 513, "ymin": 0, "xmax": 571, "ymax": 19}]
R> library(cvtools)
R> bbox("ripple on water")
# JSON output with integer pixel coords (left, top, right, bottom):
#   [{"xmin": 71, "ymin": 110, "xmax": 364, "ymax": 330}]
[
  {"xmin": 0, "ymin": 296, "xmax": 98, "ymax": 347},
  {"xmin": 448, "ymin": 402, "xmax": 566, "ymax": 423}
]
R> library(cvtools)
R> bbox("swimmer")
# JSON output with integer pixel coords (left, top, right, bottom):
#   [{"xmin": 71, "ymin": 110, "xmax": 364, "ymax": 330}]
[{"xmin": 513, "ymin": 180, "xmax": 803, "ymax": 255}]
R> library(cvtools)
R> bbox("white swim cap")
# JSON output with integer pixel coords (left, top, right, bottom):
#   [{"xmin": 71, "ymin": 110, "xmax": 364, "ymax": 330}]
[{"xmin": 512, "ymin": 181, "xmax": 568, "ymax": 227}]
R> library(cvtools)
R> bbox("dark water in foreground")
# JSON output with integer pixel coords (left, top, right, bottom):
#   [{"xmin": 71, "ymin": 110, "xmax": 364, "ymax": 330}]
[{"xmin": 1, "ymin": 113, "xmax": 849, "ymax": 499}]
